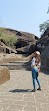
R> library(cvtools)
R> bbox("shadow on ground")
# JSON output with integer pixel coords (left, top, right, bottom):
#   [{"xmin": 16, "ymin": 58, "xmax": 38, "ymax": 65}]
[{"xmin": 9, "ymin": 89, "xmax": 32, "ymax": 93}]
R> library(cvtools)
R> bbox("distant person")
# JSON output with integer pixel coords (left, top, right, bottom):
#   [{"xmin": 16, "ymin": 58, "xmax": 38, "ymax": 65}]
[
  {"xmin": 9, "ymin": 41, "xmax": 10, "ymax": 46},
  {"xmin": 31, "ymin": 51, "xmax": 41, "ymax": 92}
]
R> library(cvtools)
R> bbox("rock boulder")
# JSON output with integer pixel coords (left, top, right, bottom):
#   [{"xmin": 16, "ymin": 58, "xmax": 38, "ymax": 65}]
[{"xmin": 0, "ymin": 66, "xmax": 10, "ymax": 85}]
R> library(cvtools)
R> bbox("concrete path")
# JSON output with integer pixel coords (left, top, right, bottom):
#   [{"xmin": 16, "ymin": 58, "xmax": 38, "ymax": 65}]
[{"xmin": 0, "ymin": 70, "xmax": 49, "ymax": 111}]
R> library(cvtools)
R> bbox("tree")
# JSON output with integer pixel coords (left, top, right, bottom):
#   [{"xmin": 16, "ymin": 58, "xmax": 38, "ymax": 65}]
[
  {"xmin": 39, "ymin": 20, "xmax": 49, "ymax": 34},
  {"xmin": 39, "ymin": 7, "xmax": 49, "ymax": 35}
]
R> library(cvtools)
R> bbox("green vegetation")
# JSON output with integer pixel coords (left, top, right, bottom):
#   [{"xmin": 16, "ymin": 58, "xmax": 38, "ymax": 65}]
[
  {"xmin": 39, "ymin": 7, "xmax": 49, "ymax": 35},
  {"xmin": 39, "ymin": 20, "xmax": 49, "ymax": 34},
  {"xmin": 0, "ymin": 27, "xmax": 18, "ymax": 48}
]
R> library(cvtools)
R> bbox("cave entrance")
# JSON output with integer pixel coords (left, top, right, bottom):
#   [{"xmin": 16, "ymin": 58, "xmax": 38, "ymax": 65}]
[
  {"xmin": 14, "ymin": 41, "xmax": 27, "ymax": 49},
  {"xmin": 15, "ymin": 43, "xmax": 21, "ymax": 49},
  {"xmin": 6, "ymin": 48, "xmax": 9, "ymax": 53}
]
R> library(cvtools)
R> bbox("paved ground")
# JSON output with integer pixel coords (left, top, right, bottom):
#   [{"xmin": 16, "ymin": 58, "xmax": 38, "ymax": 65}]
[{"xmin": 0, "ymin": 70, "xmax": 49, "ymax": 111}]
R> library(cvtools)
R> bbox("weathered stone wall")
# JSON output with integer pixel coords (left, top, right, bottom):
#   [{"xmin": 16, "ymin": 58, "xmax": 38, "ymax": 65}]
[
  {"xmin": 0, "ymin": 45, "xmax": 17, "ymax": 54},
  {"xmin": 41, "ymin": 46, "xmax": 49, "ymax": 72}
]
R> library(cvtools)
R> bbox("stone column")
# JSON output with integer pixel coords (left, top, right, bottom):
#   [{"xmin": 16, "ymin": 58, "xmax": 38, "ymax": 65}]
[{"xmin": 9, "ymin": 49, "xmax": 11, "ymax": 54}]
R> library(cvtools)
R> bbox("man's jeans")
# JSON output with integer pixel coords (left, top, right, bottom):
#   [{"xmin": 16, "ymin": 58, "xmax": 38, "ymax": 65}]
[
  {"xmin": 33, "ymin": 77, "xmax": 41, "ymax": 89},
  {"xmin": 32, "ymin": 67, "xmax": 41, "ymax": 89}
]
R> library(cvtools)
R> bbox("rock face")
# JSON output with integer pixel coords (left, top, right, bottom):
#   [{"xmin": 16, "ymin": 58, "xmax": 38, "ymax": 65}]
[
  {"xmin": 0, "ymin": 66, "xmax": 10, "ymax": 85},
  {"xmin": 29, "ymin": 42, "xmax": 36, "ymax": 54},
  {"xmin": 14, "ymin": 39, "xmax": 28, "ymax": 49},
  {"xmin": 36, "ymin": 27, "xmax": 49, "ymax": 53},
  {"xmin": 14, "ymin": 29, "xmax": 39, "ymax": 53},
  {"xmin": 14, "ymin": 35, "xmax": 39, "ymax": 49},
  {"xmin": 41, "ymin": 27, "xmax": 49, "ymax": 38},
  {"xmin": 16, "ymin": 41, "xmax": 37, "ymax": 54},
  {"xmin": 0, "ymin": 27, "xmax": 39, "ymax": 54},
  {"xmin": 16, "ymin": 46, "xmax": 29, "ymax": 54},
  {"xmin": 38, "ymin": 27, "xmax": 49, "ymax": 72},
  {"xmin": 15, "ymin": 37, "xmax": 38, "ymax": 54},
  {"xmin": 41, "ymin": 46, "xmax": 49, "ymax": 72}
]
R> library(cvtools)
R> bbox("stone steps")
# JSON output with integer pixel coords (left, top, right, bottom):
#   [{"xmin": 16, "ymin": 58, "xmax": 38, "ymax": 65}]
[{"xmin": 1, "ymin": 61, "xmax": 28, "ymax": 70}]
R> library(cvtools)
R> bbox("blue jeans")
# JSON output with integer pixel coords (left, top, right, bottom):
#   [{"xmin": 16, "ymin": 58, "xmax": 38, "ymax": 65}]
[
  {"xmin": 32, "ymin": 67, "xmax": 41, "ymax": 89},
  {"xmin": 33, "ymin": 77, "xmax": 41, "ymax": 89}
]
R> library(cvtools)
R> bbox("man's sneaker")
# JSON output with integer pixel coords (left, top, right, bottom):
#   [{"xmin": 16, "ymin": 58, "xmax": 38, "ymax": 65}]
[
  {"xmin": 32, "ymin": 89, "xmax": 36, "ymax": 92},
  {"xmin": 37, "ymin": 87, "xmax": 41, "ymax": 90}
]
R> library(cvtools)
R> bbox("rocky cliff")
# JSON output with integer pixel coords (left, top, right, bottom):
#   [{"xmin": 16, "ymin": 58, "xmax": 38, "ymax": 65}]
[
  {"xmin": 37, "ymin": 27, "xmax": 49, "ymax": 72},
  {"xmin": 0, "ymin": 27, "xmax": 39, "ymax": 54}
]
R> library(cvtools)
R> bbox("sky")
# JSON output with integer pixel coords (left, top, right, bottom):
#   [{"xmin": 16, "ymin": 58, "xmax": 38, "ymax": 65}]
[{"xmin": 0, "ymin": 0, "xmax": 49, "ymax": 37}]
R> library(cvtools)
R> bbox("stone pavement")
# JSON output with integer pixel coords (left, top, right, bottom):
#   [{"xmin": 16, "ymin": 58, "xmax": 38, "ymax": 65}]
[{"xmin": 0, "ymin": 70, "xmax": 49, "ymax": 111}]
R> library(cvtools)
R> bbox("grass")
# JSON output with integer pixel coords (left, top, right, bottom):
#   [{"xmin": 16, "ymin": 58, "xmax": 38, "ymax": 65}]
[{"xmin": 0, "ymin": 27, "xmax": 18, "ymax": 48}]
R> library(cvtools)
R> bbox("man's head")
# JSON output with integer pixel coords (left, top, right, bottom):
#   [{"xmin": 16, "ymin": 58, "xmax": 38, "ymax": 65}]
[{"xmin": 34, "ymin": 51, "xmax": 40, "ymax": 57}]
